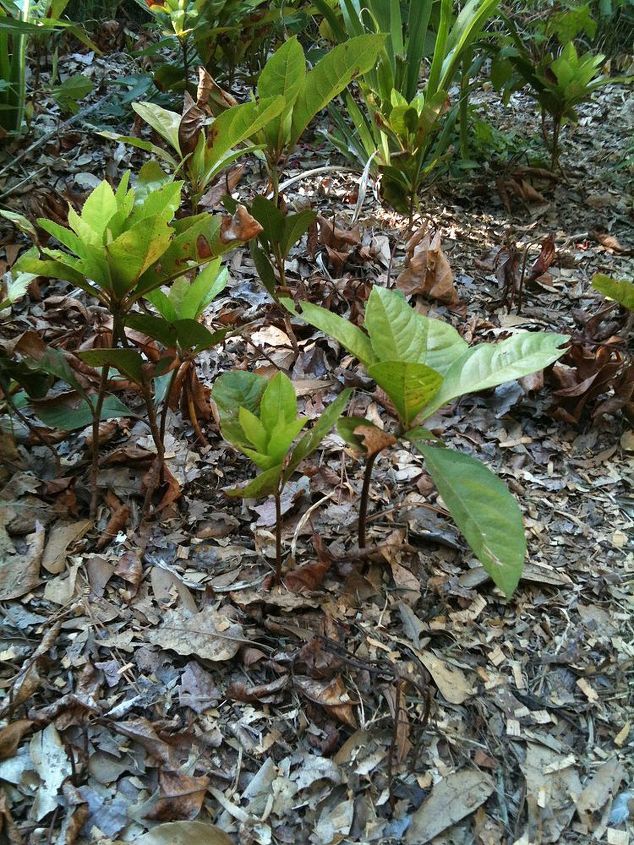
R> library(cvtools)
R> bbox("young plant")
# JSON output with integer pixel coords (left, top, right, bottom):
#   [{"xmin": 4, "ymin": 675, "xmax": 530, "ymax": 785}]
[
  {"xmin": 285, "ymin": 286, "xmax": 567, "ymax": 596},
  {"xmin": 126, "ymin": 257, "xmax": 234, "ymax": 443},
  {"xmin": 248, "ymin": 195, "xmax": 316, "ymax": 295},
  {"xmin": 492, "ymin": 30, "xmax": 630, "ymax": 168},
  {"xmin": 212, "ymin": 370, "xmax": 350, "ymax": 582},
  {"xmin": 15, "ymin": 172, "xmax": 261, "ymax": 513},
  {"xmin": 104, "ymin": 83, "xmax": 284, "ymax": 208},
  {"xmin": 591, "ymin": 274, "xmax": 634, "ymax": 312},
  {"xmin": 315, "ymin": 0, "xmax": 500, "ymax": 215},
  {"xmin": 252, "ymin": 33, "xmax": 385, "ymax": 198}
]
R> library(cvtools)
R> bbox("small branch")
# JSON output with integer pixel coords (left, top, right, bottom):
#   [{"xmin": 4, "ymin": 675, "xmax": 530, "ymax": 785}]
[{"xmin": 358, "ymin": 452, "xmax": 378, "ymax": 549}]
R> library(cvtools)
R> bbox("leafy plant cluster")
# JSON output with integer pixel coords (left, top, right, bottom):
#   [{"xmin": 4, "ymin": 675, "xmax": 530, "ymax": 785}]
[{"xmin": 3, "ymin": 0, "xmax": 630, "ymax": 599}]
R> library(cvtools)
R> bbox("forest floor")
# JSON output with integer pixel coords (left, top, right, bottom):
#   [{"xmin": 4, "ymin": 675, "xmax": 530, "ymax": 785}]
[{"xmin": 0, "ymin": 46, "xmax": 632, "ymax": 845}]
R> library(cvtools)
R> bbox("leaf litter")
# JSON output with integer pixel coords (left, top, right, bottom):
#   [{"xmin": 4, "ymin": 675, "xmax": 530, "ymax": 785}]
[{"xmin": 0, "ymin": 46, "xmax": 632, "ymax": 845}]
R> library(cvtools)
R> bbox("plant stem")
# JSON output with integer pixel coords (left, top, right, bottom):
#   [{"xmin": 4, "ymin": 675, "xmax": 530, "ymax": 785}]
[
  {"xmin": 141, "ymin": 377, "xmax": 166, "ymax": 515},
  {"xmin": 551, "ymin": 114, "xmax": 562, "ymax": 172},
  {"xmin": 274, "ymin": 485, "xmax": 283, "ymax": 584},
  {"xmin": 358, "ymin": 451, "xmax": 378, "ymax": 549},
  {"xmin": 159, "ymin": 363, "xmax": 181, "ymax": 448},
  {"xmin": 181, "ymin": 37, "xmax": 190, "ymax": 92},
  {"xmin": 89, "ymin": 364, "xmax": 110, "ymax": 518}
]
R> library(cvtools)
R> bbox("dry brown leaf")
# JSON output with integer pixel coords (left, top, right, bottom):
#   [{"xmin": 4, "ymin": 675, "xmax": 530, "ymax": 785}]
[
  {"xmin": 354, "ymin": 424, "xmax": 396, "ymax": 458},
  {"xmin": 396, "ymin": 229, "xmax": 458, "ymax": 305},
  {"xmin": 575, "ymin": 758, "xmax": 625, "ymax": 830},
  {"xmin": 41, "ymin": 519, "xmax": 91, "ymax": 573},
  {"xmin": 283, "ymin": 557, "xmax": 331, "ymax": 592},
  {"xmin": 294, "ymin": 675, "xmax": 358, "ymax": 728},
  {"xmin": 0, "ymin": 520, "xmax": 45, "ymax": 601},
  {"xmin": 0, "ymin": 720, "xmax": 33, "ymax": 760},
  {"xmin": 228, "ymin": 675, "xmax": 289, "ymax": 704},
  {"xmin": 220, "ymin": 205, "xmax": 262, "ymax": 243},
  {"xmin": 406, "ymin": 768, "xmax": 495, "ymax": 843},
  {"xmin": 416, "ymin": 651, "xmax": 474, "ymax": 704},
  {"xmin": 112, "ymin": 718, "xmax": 177, "ymax": 767},
  {"xmin": 146, "ymin": 770, "xmax": 210, "ymax": 821},
  {"xmin": 147, "ymin": 606, "xmax": 244, "ymax": 662},
  {"xmin": 199, "ymin": 165, "xmax": 245, "ymax": 209},
  {"xmin": 383, "ymin": 683, "xmax": 412, "ymax": 763},
  {"xmin": 133, "ymin": 821, "xmax": 234, "ymax": 845}
]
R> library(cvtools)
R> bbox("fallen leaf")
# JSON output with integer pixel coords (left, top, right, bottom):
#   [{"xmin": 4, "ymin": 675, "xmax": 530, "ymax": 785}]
[
  {"xmin": 29, "ymin": 724, "xmax": 72, "ymax": 821},
  {"xmin": 0, "ymin": 720, "xmax": 33, "ymax": 760},
  {"xmin": 576, "ymin": 758, "xmax": 625, "ymax": 830},
  {"xmin": 283, "ymin": 557, "xmax": 331, "ymax": 592},
  {"xmin": 41, "ymin": 519, "xmax": 91, "ymax": 574},
  {"xmin": 0, "ymin": 520, "xmax": 45, "ymax": 600},
  {"xmin": 294, "ymin": 675, "xmax": 358, "ymax": 728},
  {"xmin": 147, "ymin": 606, "xmax": 244, "ymax": 661},
  {"xmin": 146, "ymin": 770, "xmax": 210, "ymax": 821},
  {"xmin": 228, "ymin": 675, "xmax": 289, "ymax": 704},
  {"xmin": 521, "ymin": 743, "xmax": 582, "ymax": 842},
  {"xmin": 220, "ymin": 205, "xmax": 262, "ymax": 243},
  {"xmin": 416, "ymin": 651, "xmax": 474, "ymax": 705},
  {"xmin": 397, "ymin": 228, "xmax": 458, "ymax": 305},
  {"xmin": 133, "ymin": 821, "xmax": 234, "ymax": 845},
  {"xmin": 178, "ymin": 662, "xmax": 221, "ymax": 713},
  {"xmin": 354, "ymin": 424, "xmax": 397, "ymax": 457},
  {"xmin": 405, "ymin": 768, "xmax": 495, "ymax": 843}
]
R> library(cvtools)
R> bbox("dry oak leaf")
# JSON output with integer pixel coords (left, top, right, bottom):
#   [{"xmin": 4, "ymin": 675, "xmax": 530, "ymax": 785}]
[
  {"xmin": 147, "ymin": 606, "xmax": 244, "ymax": 661},
  {"xmin": 397, "ymin": 228, "xmax": 458, "ymax": 305},
  {"xmin": 220, "ymin": 205, "xmax": 262, "ymax": 244},
  {"xmin": 294, "ymin": 675, "xmax": 358, "ymax": 728},
  {"xmin": 228, "ymin": 675, "xmax": 289, "ymax": 704},
  {"xmin": 145, "ymin": 770, "xmax": 210, "ymax": 822},
  {"xmin": 0, "ymin": 720, "xmax": 33, "ymax": 760},
  {"xmin": 41, "ymin": 519, "xmax": 91, "ymax": 574},
  {"xmin": 355, "ymin": 424, "xmax": 397, "ymax": 458},
  {"xmin": 0, "ymin": 519, "xmax": 45, "ymax": 601}
]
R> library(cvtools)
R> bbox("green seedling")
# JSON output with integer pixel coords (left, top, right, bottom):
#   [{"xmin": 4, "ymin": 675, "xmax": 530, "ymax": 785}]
[
  {"xmin": 285, "ymin": 286, "xmax": 567, "ymax": 596},
  {"xmin": 212, "ymin": 370, "xmax": 351, "ymax": 582},
  {"xmin": 592, "ymin": 274, "xmax": 634, "ymax": 312}
]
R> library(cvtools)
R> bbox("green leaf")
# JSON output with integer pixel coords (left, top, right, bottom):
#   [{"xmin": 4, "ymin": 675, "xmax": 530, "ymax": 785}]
[
  {"xmin": 591, "ymin": 274, "xmax": 634, "ymax": 311},
  {"xmin": 364, "ymin": 286, "xmax": 428, "ymax": 362},
  {"xmin": 239, "ymin": 405, "xmax": 268, "ymax": 452},
  {"xmin": 286, "ymin": 387, "xmax": 352, "ymax": 478},
  {"xmin": 250, "ymin": 241, "xmax": 278, "ymax": 296},
  {"xmin": 226, "ymin": 464, "xmax": 283, "ymax": 499},
  {"xmin": 106, "ymin": 216, "xmax": 173, "ymax": 296},
  {"xmin": 420, "ymin": 332, "xmax": 568, "ymax": 419},
  {"xmin": 257, "ymin": 37, "xmax": 306, "ymax": 153},
  {"xmin": 259, "ymin": 371, "xmax": 297, "ymax": 433},
  {"xmin": 177, "ymin": 260, "xmax": 227, "ymax": 320},
  {"xmin": 283, "ymin": 298, "xmax": 375, "ymax": 367},
  {"xmin": 133, "ymin": 102, "xmax": 182, "ymax": 155},
  {"xmin": 79, "ymin": 348, "xmax": 147, "ymax": 385},
  {"xmin": 212, "ymin": 370, "xmax": 267, "ymax": 448},
  {"xmin": 13, "ymin": 331, "xmax": 85, "ymax": 394},
  {"xmin": 367, "ymin": 360, "xmax": 442, "ymax": 427},
  {"xmin": 70, "ymin": 179, "xmax": 119, "ymax": 244},
  {"xmin": 336, "ymin": 415, "xmax": 376, "ymax": 452},
  {"xmin": 424, "ymin": 318, "xmax": 469, "ymax": 375},
  {"xmin": 290, "ymin": 33, "xmax": 386, "ymax": 148},
  {"xmin": 419, "ymin": 444, "xmax": 525, "ymax": 597},
  {"xmin": 280, "ymin": 208, "xmax": 317, "ymax": 256},
  {"xmin": 29, "ymin": 392, "xmax": 136, "ymax": 431},
  {"xmin": 12, "ymin": 254, "xmax": 89, "ymax": 290}
]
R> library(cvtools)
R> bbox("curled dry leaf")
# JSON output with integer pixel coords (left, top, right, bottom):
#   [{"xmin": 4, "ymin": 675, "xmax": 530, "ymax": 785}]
[
  {"xmin": 526, "ymin": 234, "xmax": 556, "ymax": 286},
  {"xmin": 294, "ymin": 675, "xmax": 358, "ymax": 728},
  {"xmin": 354, "ymin": 424, "xmax": 397, "ymax": 458},
  {"xmin": 283, "ymin": 557, "xmax": 331, "ymax": 592},
  {"xmin": 112, "ymin": 718, "xmax": 177, "ymax": 767},
  {"xmin": 228, "ymin": 675, "xmax": 289, "ymax": 704},
  {"xmin": 147, "ymin": 606, "xmax": 244, "ymax": 662},
  {"xmin": 396, "ymin": 228, "xmax": 458, "ymax": 305},
  {"xmin": 220, "ymin": 205, "xmax": 262, "ymax": 244}
]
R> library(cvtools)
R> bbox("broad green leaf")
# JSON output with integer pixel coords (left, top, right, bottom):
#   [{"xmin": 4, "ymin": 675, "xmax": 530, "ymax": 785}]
[
  {"xmin": 424, "ymin": 318, "xmax": 469, "ymax": 375},
  {"xmin": 420, "ymin": 332, "xmax": 568, "ymax": 419},
  {"xmin": 250, "ymin": 242, "xmax": 277, "ymax": 296},
  {"xmin": 290, "ymin": 34, "xmax": 386, "ymax": 148},
  {"xmin": 226, "ymin": 464, "xmax": 283, "ymax": 498},
  {"xmin": 286, "ymin": 387, "xmax": 352, "ymax": 477},
  {"xmin": 336, "ymin": 415, "xmax": 378, "ymax": 452},
  {"xmin": 283, "ymin": 298, "xmax": 375, "ymax": 367},
  {"xmin": 125, "ymin": 313, "xmax": 176, "ymax": 347},
  {"xmin": 212, "ymin": 370, "xmax": 267, "ymax": 448},
  {"xmin": 259, "ymin": 371, "xmax": 297, "ymax": 433},
  {"xmin": 591, "ymin": 273, "xmax": 634, "ymax": 311},
  {"xmin": 30, "ymin": 392, "xmax": 136, "ymax": 430},
  {"xmin": 368, "ymin": 360, "xmax": 442, "ymax": 427},
  {"xmin": 128, "ymin": 180, "xmax": 182, "ymax": 225},
  {"xmin": 418, "ymin": 444, "xmax": 525, "ymax": 597},
  {"xmin": 70, "ymin": 179, "xmax": 118, "ymax": 243},
  {"xmin": 177, "ymin": 260, "xmax": 227, "ymax": 319},
  {"xmin": 172, "ymin": 320, "xmax": 231, "ymax": 353},
  {"xmin": 204, "ymin": 96, "xmax": 285, "ymax": 174},
  {"xmin": 0, "ymin": 209, "xmax": 38, "ymax": 240},
  {"xmin": 257, "ymin": 37, "xmax": 305, "ymax": 152},
  {"xmin": 281, "ymin": 208, "xmax": 317, "ymax": 256},
  {"xmin": 13, "ymin": 255, "xmax": 91, "ymax": 291},
  {"xmin": 36, "ymin": 219, "xmax": 88, "ymax": 259},
  {"xmin": 106, "ymin": 216, "xmax": 173, "ymax": 296},
  {"xmin": 364, "ymin": 287, "xmax": 427, "ymax": 362},
  {"xmin": 239, "ymin": 405, "xmax": 268, "ymax": 452},
  {"xmin": 133, "ymin": 102, "xmax": 182, "ymax": 155},
  {"xmin": 99, "ymin": 131, "xmax": 179, "ymax": 168},
  {"xmin": 0, "ymin": 264, "xmax": 34, "ymax": 310},
  {"xmin": 251, "ymin": 196, "xmax": 286, "ymax": 247},
  {"xmin": 80, "ymin": 348, "xmax": 146, "ymax": 385}
]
